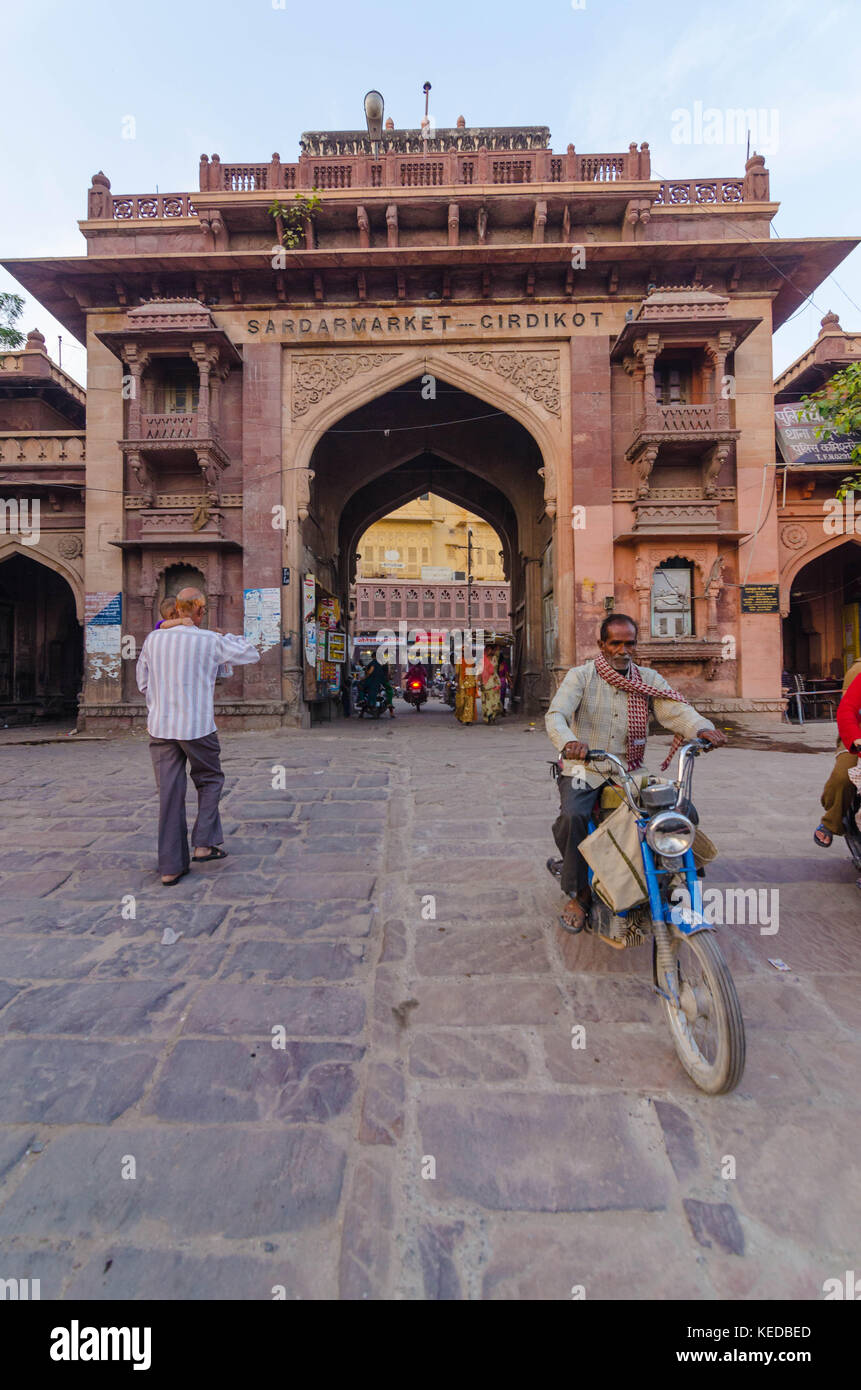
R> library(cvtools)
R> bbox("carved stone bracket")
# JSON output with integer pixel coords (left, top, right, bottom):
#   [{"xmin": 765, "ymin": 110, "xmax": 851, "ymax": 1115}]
[
  {"xmin": 634, "ymin": 444, "xmax": 660, "ymax": 498},
  {"xmin": 449, "ymin": 349, "xmax": 561, "ymax": 416},
  {"xmin": 291, "ymin": 353, "xmax": 397, "ymax": 419}
]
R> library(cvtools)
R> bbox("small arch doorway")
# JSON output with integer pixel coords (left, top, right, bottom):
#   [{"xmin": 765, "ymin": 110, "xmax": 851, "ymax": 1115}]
[{"xmin": 0, "ymin": 552, "xmax": 82, "ymax": 721}]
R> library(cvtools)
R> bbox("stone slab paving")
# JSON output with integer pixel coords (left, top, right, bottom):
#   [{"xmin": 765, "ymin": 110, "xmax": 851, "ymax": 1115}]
[{"xmin": 0, "ymin": 706, "xmax": 858, "ymax": 1300}]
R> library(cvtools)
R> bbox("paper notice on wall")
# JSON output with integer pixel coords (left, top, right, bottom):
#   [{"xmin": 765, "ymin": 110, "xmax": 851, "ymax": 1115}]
[
  {"xmin": 85, "ymin": 593, "xmax": 122, "ymax": 680},
  {"xmin": 243, "ymin": 587, "xmax": 281, "ymax": 652}
]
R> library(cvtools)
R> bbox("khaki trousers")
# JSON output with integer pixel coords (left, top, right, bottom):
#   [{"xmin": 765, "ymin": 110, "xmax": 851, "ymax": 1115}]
[{"xmin": 820, "ymin": 749, "xmax": 859, "ymax": 837}]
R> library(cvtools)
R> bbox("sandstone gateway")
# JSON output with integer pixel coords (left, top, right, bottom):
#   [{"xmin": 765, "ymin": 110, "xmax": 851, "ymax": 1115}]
[{"xmin": 2, "ymin": 116, "xmax": 856, "ymax": 728}]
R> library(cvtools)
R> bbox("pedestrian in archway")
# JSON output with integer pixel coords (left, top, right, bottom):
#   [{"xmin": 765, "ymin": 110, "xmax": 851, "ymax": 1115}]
[
  {"xmin": 481, "ymin": 647, "xmax": 502, "ymax": 723},
  {"xmin": 455, "ymin": 655, "xmax": 477, "ymax": 724}
]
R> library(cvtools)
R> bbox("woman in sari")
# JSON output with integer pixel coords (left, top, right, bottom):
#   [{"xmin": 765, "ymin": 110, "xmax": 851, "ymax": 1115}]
[
  {"xmin": 481, "ymin": 648, "xmax": 502, "ymax": 724},
  {"xmin": 497, "ymin": 652, "xmax": 510, "ymax": 714},
  {"xmin": 454, "ymin": 656, "xmax": 478, "ymax": 724}
]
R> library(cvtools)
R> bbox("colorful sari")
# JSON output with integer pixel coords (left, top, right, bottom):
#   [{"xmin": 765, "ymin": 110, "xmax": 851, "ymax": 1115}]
[
  {"xmin": 455, "ymin": 659, "xmax": 478, "ymax": 724},
  {"xmin": 481, "ymin": 652, "xmax": 502, "ymax": 723}
]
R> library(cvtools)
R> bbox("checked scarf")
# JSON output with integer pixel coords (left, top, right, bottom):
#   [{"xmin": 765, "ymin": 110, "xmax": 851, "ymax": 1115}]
[{"xmin": 594, "ymin": 651, "xmax": 690, "ymax": 772}]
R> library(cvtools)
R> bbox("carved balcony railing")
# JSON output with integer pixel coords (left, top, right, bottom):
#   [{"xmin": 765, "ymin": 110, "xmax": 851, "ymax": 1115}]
[
  {"xmin": 652, "ymin": 179, "xmax": 744, "ymax": 206},
  {"xmin": 140, "ymin": 412, "xmax": 199, "ymax": 441},
  {"xmin": 0, "ymin": 432, "xmax": 86, "ymax": 464},
  {"xmin": 655, "ymin": 403, "xmax": 718, "ymax": 433},
  {"xmin": 105, "ymin": 193, "xmax": 197, "ymax": 220}
]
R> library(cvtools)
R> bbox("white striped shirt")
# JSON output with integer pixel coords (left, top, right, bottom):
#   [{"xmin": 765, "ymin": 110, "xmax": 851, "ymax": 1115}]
[
  {"xmin": 136, "ymin": 628, "xmax": 261, "ymax": 740},
  {"xmin": 546, "ymin": 659, "xmax": 714, "ymax": 788}
]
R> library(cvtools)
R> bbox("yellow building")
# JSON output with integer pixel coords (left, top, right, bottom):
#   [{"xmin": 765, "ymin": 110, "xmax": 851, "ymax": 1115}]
[{"xmin": 357, "ymin": 495, "xmax": 504, "ymax": 582}]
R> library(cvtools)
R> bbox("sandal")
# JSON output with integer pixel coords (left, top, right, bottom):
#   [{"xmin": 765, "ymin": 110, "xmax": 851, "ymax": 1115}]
[
  {"xmin": 192, "ymin": 847, "xmax": 228, "ymax": 863},
  {"xmin": 558, "ymin": 897, "xmax": 587, "ymax": 935},
  {"xmin": 162, "ymin": 867, "xmax": 190, "ymax": 886},
  {"xmin": 546, "ymin": 857, "xmax": 563, "ymax": 882},
  {"xmin": 814, "ymin": 824, "xmax": 833, "ymax": 848}
]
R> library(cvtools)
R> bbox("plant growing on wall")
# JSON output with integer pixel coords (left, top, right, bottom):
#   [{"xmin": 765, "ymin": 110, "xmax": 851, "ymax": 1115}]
[
  {"xmin": 268, "ymin": 190, "xmax": 322, "ymax": 249},
  {"xmin": 0, "ymin": 292, "xmax": 25, "ymax": 349},
  {"xmin": 802, "ymin": 362, "xmax": 861, "ymax": 498}
]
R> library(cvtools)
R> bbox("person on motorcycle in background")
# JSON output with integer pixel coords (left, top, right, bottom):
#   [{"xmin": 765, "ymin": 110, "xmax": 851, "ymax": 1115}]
[
  {"xmin": 545, "ymin": 613, "xmax": 726, "ymax": 932},
  {"xmin": 406, "ymin": 657, "xmax": 428, "ymax": 691},
  {"xmin": 361, "ymin": 657, "xmax": 396, "ymax": 718},
  {"xmin": 814, "ymin": 657, "xmax": 861, "ymax": 847}
]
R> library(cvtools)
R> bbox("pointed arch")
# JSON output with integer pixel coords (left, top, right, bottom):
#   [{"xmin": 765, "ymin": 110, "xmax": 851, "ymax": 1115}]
[
  {"xmin": 780, "ymin": 533, "xmax": 861, "ymax": 612},
  {"xmin": 287, "ymin": 347, "xmax": 560, "ymax": 506},
  {"xmin": 0, "ymin": 539, "xmax": 84, "ymax": 621}
]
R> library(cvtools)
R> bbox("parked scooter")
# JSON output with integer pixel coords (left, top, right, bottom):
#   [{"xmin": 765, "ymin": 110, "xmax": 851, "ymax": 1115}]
[{"xmin": 548, "ymin": 738, "xmax": 745, "ymax": 1094}]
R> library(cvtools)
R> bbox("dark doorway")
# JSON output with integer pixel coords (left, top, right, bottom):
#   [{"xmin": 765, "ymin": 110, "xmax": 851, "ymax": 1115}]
[{"xmin": 0, "ymin": 553, "xmax": 82, "ymax": 722}]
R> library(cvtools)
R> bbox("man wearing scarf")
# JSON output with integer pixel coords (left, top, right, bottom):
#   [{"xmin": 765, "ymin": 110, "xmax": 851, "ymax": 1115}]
[{"xmin": 545, "ymin": 614, "xmax": 726, "ymax": 931}]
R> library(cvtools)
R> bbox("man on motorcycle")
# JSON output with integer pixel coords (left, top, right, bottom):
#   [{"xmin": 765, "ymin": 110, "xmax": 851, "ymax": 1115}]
[
  {"xmin": 545, "ymin": 614, "xmax": 726, "ymax": 931},
  {"xmin": 814, "ymin": 657, "xmax": 861, "ymax": 847},
  {"xmin": 361, "ymin": 657, "xmax": 396, "ymax": 717}
]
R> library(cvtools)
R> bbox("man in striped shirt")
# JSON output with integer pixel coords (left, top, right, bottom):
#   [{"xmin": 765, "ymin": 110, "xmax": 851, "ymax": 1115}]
[
  {"xmin": 136, "ymin": 588, "xmax": 261, "ymax": 885},
  {"xmin": 545, "ymin": 613, "xmax": 724, "ymax": 931}
]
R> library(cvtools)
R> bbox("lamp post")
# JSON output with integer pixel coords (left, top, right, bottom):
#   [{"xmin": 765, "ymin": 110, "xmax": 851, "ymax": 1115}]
[{"xmin": 364, "ymin": 90, "xmax": 384, "ymax": 159}]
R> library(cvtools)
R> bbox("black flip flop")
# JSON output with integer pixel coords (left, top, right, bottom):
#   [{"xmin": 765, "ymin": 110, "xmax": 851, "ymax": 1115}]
[
  {"xmin": 814, "ymin": 824, "xmax": 833, "ymax": 848},
  {"xmin": 546, "ymin": 857, "xmax": 563, "ymax": 881},
  {"xmin": 192, "ymin": 847, "xmax": 228, "ymax": 863},
  {"xmin": 162, "ymin": 866, "xmax": 190, "ymax": 887}
]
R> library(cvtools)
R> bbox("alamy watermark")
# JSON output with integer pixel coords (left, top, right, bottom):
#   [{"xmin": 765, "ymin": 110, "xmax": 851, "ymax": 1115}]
[{"xmin": 0, "ymin": 498, "xmax": 40, "ymax": 546}]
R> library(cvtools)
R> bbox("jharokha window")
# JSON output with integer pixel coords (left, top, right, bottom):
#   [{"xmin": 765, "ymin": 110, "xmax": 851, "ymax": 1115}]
[
  {"xmin": 654, "ymin": 361, "xmax": 693, "ymax": 406},
  {"xmin": 164, "ymin": 373, "xmax": 199, "ymax": 414}
]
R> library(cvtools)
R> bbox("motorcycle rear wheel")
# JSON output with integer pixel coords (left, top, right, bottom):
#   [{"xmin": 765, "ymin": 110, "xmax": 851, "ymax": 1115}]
[{"xmin": 660, "ymin": 930, "xmax": 745, "ymax": 1094}]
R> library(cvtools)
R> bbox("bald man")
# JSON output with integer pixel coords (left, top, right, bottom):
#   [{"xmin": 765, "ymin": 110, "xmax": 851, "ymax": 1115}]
[{"xmin": 136, "ymin": 589, "xmax": 261, "ymax": 884}]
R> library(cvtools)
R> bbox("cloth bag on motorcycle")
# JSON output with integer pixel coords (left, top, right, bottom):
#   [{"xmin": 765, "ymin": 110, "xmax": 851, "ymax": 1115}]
[{"xmin": 579, "ymin": 802, "xmax": 649, "ymax": 913}]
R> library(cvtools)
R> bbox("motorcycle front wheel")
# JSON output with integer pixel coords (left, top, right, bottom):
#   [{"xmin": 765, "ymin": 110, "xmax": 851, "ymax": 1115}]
[{"xmin": 660, "ymin": 929, "xmax": 745, "ymax": 1094}]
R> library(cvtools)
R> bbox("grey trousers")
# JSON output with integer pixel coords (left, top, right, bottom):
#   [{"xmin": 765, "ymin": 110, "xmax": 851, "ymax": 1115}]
[
  {"xmin": 149, "ymin": 733, "xmax": 225, "ymax": 876},
  {"xmin": 552, "ymin": 775, "xmax": 608, "ymax": 898}
]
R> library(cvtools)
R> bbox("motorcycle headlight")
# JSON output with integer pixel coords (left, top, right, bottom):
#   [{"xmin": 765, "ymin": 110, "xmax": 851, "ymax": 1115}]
[{"xmin": 645, "ymin": 810, "xmax": 695, "ymax": 857}]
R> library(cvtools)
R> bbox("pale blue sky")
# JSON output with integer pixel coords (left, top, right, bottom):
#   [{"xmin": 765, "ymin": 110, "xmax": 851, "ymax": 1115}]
[{"xmin": 2, "ymin": 0, "xmax": 859, "ymax": 386}]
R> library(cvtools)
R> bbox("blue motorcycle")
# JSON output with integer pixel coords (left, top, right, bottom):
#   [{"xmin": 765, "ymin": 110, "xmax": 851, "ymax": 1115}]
[{"xmin": 570, "ymin": 739, "xmax": 745, "ymax": 1094}]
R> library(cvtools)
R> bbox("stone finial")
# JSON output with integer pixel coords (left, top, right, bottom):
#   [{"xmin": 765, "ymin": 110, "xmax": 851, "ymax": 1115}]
[
  {"xmin": 819, "ymin": 310, "xmax": 841, "ymax": 335},
  {"xmin": 385, "ymin": 117, "xmax": 394, "ymax": 130},
  {"xmin": 25, "ymin": 328, "xmax": 47, "ymax": 352},
  {"xmin": 456, "ymin": 115, "xmax": 465, "ymax": 128},
  {"xmin": 87, "ymin": 171, "xmax": 112, "ymax": 219}
]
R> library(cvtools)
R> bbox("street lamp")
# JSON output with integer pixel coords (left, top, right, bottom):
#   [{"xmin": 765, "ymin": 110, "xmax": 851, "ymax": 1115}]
[{"xmin": 364, "ymin": 90, "xmax": 384, "ymax": 159}]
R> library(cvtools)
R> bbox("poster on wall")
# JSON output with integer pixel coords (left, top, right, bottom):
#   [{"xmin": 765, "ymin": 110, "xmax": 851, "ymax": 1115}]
[
  {"xmin": 85, "ymin": 592, "xmax": 122, "ymax": 680},
  {"xmin": 243, "ymin": 587, "xmax": 281, "ymax": 652},
  {"xmin": 327, "ymin": 630, "xmax": 346, "ymax": 663}
]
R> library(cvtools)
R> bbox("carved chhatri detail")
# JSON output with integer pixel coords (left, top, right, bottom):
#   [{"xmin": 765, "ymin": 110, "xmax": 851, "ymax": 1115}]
[
  {"xmin": 291, "ymin": 353, "xmax": 398, "ymax": 418},
  {"xmin": 450, "ymin": 350, "xmax": 561, "ymax": 416}
]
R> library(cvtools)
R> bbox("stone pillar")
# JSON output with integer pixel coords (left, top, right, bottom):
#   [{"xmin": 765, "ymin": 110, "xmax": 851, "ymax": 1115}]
[
  {"xmin": 242, "ymin": 342, "xmax": 283, "ymax": 714},
  {"xmin": 280, "ymin": 350, "xmax": 306, "ymax": 727},
  {"xmin": 734, "ymin": 314, "xmax": 781, "ymax": 708},
  {"xmin": 521, "ymin": 553, "xmax": 544, "ymax": 711},
  {"xmin": 81, "ymin": 324, "xmax": 126, "ymax": 726},
  {"xmin": 569, "ymin": 336, "xmax": 615, "ymax": 669}
]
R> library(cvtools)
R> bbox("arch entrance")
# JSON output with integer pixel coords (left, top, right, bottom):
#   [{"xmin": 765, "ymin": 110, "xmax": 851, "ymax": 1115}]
[
  {"xmin": 0, "ymin": 551, "xmax": 82, "ymax": 722},
  {"xmin": 297, "ymin": 374, "xmax": 553, "ymax": 717},
  {"xmin": 783, "ymin": 537, "xmax": 861, "ymax": 683}
]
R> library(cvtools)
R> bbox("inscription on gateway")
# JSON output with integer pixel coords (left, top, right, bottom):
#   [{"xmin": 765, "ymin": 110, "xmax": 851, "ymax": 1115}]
[{"xmin": 245, "ymin": 306, "xmax": 605, "ymax": 340}]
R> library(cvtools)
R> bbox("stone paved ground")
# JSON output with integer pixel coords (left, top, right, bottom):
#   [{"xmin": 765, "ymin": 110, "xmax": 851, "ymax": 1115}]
[{"xmin": 0, "ymin": 704, "xmax": 858, "ymax": 1300}]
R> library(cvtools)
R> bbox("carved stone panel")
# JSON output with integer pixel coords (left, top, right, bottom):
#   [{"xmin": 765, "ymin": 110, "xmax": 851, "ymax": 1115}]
[
  {"xmin": 449, "ymin": 349, "xmax": 561, "ymax": 416},
  {"xmin": 291, "ymin": 353, "xmax": 398, "ymax": 418}
]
